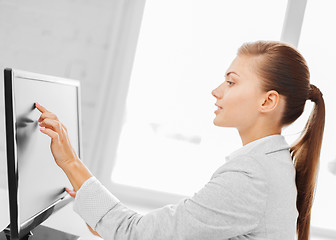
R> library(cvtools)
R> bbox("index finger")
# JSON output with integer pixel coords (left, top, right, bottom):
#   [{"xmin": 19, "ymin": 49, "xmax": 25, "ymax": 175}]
[{"xmin": 35, "ymin": 102, "xmax": 48, "ymax": 113}]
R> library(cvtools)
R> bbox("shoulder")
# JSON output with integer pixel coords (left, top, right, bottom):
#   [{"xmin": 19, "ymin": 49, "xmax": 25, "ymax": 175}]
[
  {"xmin": 208, "ymin": 154, "xmax": 270, "ymax": 208},
  {"xmin": 211, "ymin": 154, "xmax": 268, "ymax": 182}
]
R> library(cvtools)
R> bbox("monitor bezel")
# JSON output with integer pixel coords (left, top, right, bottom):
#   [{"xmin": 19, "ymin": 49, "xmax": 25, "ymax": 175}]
[{"xmin": 3, "ymin": 68, "xmax": 84, "ymax": 239}]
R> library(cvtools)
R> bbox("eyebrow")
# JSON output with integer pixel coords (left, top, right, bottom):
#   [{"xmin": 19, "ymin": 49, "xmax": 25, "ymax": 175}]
[{"xmin": 226, "ymin": 71, "xmax": 240, "ymax": 78}]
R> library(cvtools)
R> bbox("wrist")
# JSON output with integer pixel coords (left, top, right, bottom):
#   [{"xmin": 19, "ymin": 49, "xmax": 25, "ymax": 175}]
[
  {"xmin": 61, "ymin": 158, "xmax": 93, "ymax": 191},
  {"xmin": 60, "ymin": 156, "xmax": 81, "ymax": 171}
]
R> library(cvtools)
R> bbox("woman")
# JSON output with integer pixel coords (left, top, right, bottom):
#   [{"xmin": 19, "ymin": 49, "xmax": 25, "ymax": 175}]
[{"xmin": 35, "ymin": 40, "xmax": 325, "ymax": 240}]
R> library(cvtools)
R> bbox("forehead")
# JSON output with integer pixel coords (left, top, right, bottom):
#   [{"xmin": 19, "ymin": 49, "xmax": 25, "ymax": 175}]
[
  {"xmin": 226, "ymin": 56, "xmax": 260, "ymax": 81},
  {"xmin": 226, "ymin": 55, "xmax": 264, "ymax": 92}
]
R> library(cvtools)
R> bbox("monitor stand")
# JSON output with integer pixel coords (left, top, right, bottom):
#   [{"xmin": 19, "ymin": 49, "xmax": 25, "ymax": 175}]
[
  {"xmin": 1, "ymin": 225, "xmax": 79, "ymax": 240},
  {"xmin": 17, "ymin": 231, "xmax": 32, "ymax": 240}
]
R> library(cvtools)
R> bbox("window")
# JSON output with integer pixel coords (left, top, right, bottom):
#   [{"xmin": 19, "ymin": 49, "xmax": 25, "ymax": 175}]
[{"xmin": 112, "ymin": 0, "xmax": 288, "ymax": 196}]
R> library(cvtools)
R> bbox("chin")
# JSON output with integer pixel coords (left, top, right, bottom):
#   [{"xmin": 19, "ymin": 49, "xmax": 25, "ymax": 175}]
[
  {"xmin": 213, "ymin": 117, "xmax": 234, "ymax": 128},
  {"xmin": 213, "ymin": 118, "xmax": 224, "ymax": 127}
]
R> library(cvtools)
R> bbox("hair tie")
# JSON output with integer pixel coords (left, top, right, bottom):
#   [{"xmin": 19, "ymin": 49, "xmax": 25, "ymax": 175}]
[{"xmin": 309, "ymin": 84, "xmax": 323, "ymax": 102}]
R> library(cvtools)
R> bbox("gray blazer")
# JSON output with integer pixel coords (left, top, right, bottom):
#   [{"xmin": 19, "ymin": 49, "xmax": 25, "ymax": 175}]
[{"xmin": 74, "ymin": 134, "xmax": 298, "ymax": 239}]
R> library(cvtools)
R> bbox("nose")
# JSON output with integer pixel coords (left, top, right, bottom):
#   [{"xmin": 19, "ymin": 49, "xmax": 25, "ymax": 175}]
[
  {"xmin": 211, "ymin": 89, "xmax": 216, "ymax": 98},
  {"xmin": 212, "ymin": 88, "xmax": 221, "ymax": 99}
]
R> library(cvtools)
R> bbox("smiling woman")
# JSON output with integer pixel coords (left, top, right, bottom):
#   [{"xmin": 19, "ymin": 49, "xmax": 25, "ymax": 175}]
[
  {"xmin": 35, "ymin": 38, "xmax": 325, "ymax": 239},
  {"xmin": 226, "ymin": 40, "xmax": 324, "ymax": 240},
  {"xmin": 211, "ymin": 54, "xmax": 283, "ymax": 141}
]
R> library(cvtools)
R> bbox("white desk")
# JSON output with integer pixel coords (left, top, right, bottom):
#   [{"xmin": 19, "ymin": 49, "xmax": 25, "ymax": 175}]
[
  {"xmin": 42, "ymin": 202, "xmax": 102, "ymax": 240},
  {"xmin": 0, "ymin": 188, "xmax": 97, "ymax": 239},
  {"xmin": 0, "ymin": 188, "xmax": 9, "ymax": 232}
]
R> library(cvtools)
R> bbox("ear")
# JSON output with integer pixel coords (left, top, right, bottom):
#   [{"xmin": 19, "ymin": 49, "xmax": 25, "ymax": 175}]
[{"xmin": 259, "ymin": 90, "xmax": 280, "ymax": 113}]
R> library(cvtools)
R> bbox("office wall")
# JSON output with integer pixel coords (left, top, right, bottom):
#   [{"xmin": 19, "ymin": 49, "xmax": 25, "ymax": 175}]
[{"xmin": 0, "ymin": 0, "xmax": 117, "ymax": 187}]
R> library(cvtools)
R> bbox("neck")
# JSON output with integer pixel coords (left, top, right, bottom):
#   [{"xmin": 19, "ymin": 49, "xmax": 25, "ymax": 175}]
[{"xmin": 238, "ymin": 123, "xmax": 282, "ymax": 146}]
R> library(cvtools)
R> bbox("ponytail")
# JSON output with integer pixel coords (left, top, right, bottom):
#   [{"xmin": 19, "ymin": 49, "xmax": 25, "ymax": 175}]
[{"xmin": 290, "ymin": 84, "xmax": 325, "ymax": 240}]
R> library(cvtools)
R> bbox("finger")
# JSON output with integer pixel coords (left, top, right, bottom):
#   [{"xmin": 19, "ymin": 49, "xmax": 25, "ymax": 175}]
[
  {"xmin": 86, "ymin": 223, "xmax": 100, "ymax": 237},
  {"xmin": 38, "ymin": 112, "xmax": 59, "ymax": 123},
  {"xmin": 38, "ymin": 112, "xmax": 68, "ymax": 132},
  {"xmin": 40, "ymin": 127, "xmax": 59, "ymax": 140},
  {"xmin": 39, "ymin": 118, "xmax": 63, "ymax": 133},
  {"xmin": 65, "ymin": 188, "xmax": 76, "ymax": 198},
  {"xmin": 35, "ymin": 102, "xmax": 49, "ymax": 113},
  {"xmin": 61, "ymin": 123, "xmax": 68, "ymax": 133},
  {"xmin": 68, "ymin": 189, "xmax": 76, "ymax": 198},
  {"xmin": 37, "ymin": 112, "xmax": 67, "ymax": 133},
  {"xmin": 65, "ymin": 189, "xmax": 76, "ymax": 198}
]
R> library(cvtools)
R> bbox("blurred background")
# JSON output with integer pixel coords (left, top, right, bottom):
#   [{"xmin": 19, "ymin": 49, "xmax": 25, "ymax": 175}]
[{"xmin": 0, "ymin": 0, "xmax": 335, "ymax": 239}]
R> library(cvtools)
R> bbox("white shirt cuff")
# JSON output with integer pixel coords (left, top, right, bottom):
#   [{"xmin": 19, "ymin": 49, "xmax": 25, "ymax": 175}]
[{"xmin": 73, "ymin": 176, "xmax": 121, "ymax": 229}]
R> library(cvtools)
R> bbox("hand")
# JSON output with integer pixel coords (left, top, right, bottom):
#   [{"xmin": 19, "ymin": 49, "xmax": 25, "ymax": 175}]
[
  {"xmin": 35, "ymin": 102, "xmax": 79, "ymax": 170},
  {"xmin": 65, "ymin": 188, "xmax": 102, "ymax": 237}
]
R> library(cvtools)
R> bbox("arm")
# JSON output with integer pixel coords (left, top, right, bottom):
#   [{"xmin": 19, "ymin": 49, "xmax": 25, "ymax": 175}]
[
  {"xmin": 62, "ymin": 159, "xmax": 92, "ymax": 192},
  {"xmin": 35, "ymin": 102, "xmax": 97, "ymax": 237},
  {"xmin": 35, "ymin": 103, "xmax": 268, "ymax": 239},
  {"xmin": 73, "ymin": 157, "xmax": 268, "ymax": 240},
  {"xmin": 65, "ymin": 188, "xmax": 101, "ymax": 237}
]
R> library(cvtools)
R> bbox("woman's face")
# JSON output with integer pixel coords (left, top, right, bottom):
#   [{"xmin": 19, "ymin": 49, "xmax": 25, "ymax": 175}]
[{"xmin": 212, "ymin": 55, "xmax": 264, "ymax": 130}]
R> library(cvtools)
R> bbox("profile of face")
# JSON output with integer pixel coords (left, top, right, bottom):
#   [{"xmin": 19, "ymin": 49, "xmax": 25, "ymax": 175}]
[{"xmin": 212, "ymin": 55, "xmax": 276, "ymax": 132}]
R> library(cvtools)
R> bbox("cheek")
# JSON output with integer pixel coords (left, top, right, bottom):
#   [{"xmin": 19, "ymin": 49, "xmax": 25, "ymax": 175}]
[
  {"xmin": 215, "ymin": 88, "xmax": 258, "ymax": 125},
  {"xmin": 224, "ymin": 88, "xmax": 255, "ymax": 111}
]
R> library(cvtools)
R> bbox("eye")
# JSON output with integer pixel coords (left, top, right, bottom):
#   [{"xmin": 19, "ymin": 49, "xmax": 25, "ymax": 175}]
[{"xmin": 226, "ymin": 81, "xmax": 234, "ymax": 86}]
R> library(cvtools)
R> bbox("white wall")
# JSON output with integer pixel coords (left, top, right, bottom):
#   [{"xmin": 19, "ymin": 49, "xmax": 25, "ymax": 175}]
[
  {"xmin": 0, "ymin": 0, "xmax": 132, "ymax": 237},
  {"xmin": 0, "ymin": 0, "xmax": 118, "ymax": 187}
]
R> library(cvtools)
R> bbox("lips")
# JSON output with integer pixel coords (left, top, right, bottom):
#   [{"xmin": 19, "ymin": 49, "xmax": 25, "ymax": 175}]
[
  {"xmin": 214, "ymin": 104, "xmax": 223, "ymax": 114},
  {"xmin": 215, "ymin": 104, "xmax": 223, "ymax": 109}
]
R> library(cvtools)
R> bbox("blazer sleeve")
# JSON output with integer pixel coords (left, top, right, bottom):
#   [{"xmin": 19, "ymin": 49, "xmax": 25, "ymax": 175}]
[{"xmin": 73, "ymin": 157, "xmax": 268, "ymax": 240}]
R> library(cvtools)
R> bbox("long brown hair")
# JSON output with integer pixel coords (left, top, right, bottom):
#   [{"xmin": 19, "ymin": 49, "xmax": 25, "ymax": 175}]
[{"xmin": 237, "ymin": 40, "xmax": 325, "ymax": 240}]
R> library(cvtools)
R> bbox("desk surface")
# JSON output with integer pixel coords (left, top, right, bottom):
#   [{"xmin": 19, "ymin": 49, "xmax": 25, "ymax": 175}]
[
  {"xmin": 0, "ymin": 188, "xmax": 100, "ymax": 239},
  {"xmin": 0, "ymin": 188, "xmax": 9, "ymax": 232},
  {"xmin": 1, "ymin": 188, "xmax": 152, "ymax": 240},
  {"xmin": 0, "ymin": 225, "xmax": 80, "ymax": 240},
  {"xmin": 42, "ymin": 202, "xmax": 102, "ymax": 240}
]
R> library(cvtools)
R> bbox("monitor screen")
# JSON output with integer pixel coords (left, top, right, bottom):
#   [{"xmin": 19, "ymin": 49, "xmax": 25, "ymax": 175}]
[{"xmin": 3, "ymin": 68, "xmax": 83, "ymax": 239}]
